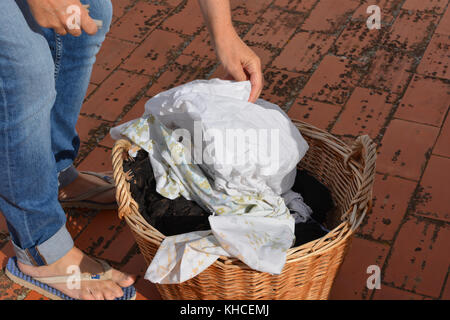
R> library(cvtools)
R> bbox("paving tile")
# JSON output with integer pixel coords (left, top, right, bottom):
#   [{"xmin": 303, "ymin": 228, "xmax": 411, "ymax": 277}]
[
  {"xmin": 363, "ymin": 49, "xmax": 415, "ymax": 94},
  {"xmin": 435, "ymin": 6, "xmax": 450, "ymax": 35},
  {"xmin": 24, "ymin": 290, "xmax": 49, "ymax": 300},
  {"xmin": 121, "ymin": 251, "xmax": 148, "ymax": 276},
  {"xmin": 402, "ymin": 0, "xmax": 448, "ymax": 14},
  {"xmin": 372, "ymin": 285, "xmax": 428, "ymax": 300},
  {"xmin": 182, "ymin": 23, "xmax": 250, "ymax": 61},
  {"xmin": 135, "ymin": 278, "xmax": 162, "ymax": 300},
  {"xmin": 0, "ymin": 242, "xmax": 14, "ymax": 269},
  {"xmin": 74, "ymin": 210, "xmax": 135, "ymax": 263},
  {"xmin": 147, "ymin": 54, "xmax": 215, "ymax": 97},
  {"xmin": 333, "ymin": 87, "xmax": 396, "ymax": 138},
  {"xmin": 416, "ymin": 33, "xmax": 450, "ymax": 80},
  {"xmin": 352, "ymin": 0, "xmax": 402, "ymax": 24},
  {"xmin": 384, "ymin": 215, "xmax": 450, "ymax": 297},
  {"xmin": 160, "ymin": 0, "xmax": 204, "ymax": 35},
  {"xmin": 382, "ymin": 10, "xmax": 439, "ymax": 52},
  {"xmin": 433, "ymin": 114, "xmax": 450, "ymax": 157},
  {"xmin": 111, "ymin": 0, "xmax": 137, "ymax": 20},
  {"xmin": 334, "ymin": 20, "xmax": 382, "ymax": 59},
  {"xmin": 66, "ymin": 210, "xmax": 91, "ymax": 240},
  {"xmin": 302, "ymin": 0, "xmax": 360, "ymax": 32},
  {"xmin": 288, "ymin": 98, "xmax": 341, "ymax": 130},
  {"xmin": 272, "ymin": 32, "xmax": 336, "ymax": 73},
  {"xmin": 329, "ymin": 237, "xmax": 389, "ymax": 300},
  {"xmin": 77, "ymin": 146, "xmax": 114, "ymax": 172},
  {"xmin": 122, "ymin": 29, "xmax": 185, "ymax": 76},
  {"xmin": 91, "ymin": 37, "xmax": 137, "ymax": 84},
  {"xmin": 0, "ymin": 213, "xmax": 7, "ymax": 234},
  {"xmin": 109, "ymin": 1, "xmax": 172, "ymax": 42},
  {"xmin": 414, "ymin": 156, "xmax": 450, "ymax": 222},
  {"xmin": 0, "ymin": 274, "xmax": 28, "ymax": 300},
  {"xmin": 260, "ymin": 68, "xmax": 307, "ymax": 109},
  {"xmin": 273, "ymin": 0, "xmax": 318, "ymax": 13},
  {"xmin": 300, "ymin": 55, "xmax": 360, "ymax": 105},
  {"xmin": 442, "ymin": 276, "xmax": 450, "ymax": 299},
  {"xmin": 100, "ymin": 97, "xmax": 148, "ymax": 148},
  {"xmin": 230, "ymin": 0, "xmax": 273, "ymax": 23},
  {"xmin": 182, "ymin": 28, "xmax": 215, "ymax": 60},
  {"xmin": 359, "ymin": 174, "xmax": 417, "ymax": 241},
  {"xmin": 376, "ymin": 119, "xmax": 439, "ymax": 180},
  {"xmin": 75, "ymin": 115, "xmax": 105, "ymax": 143},
  {"xmin": 81, "ymin": 70, "xmax": 149, "ymax": 121},
  {"xmin": 244, "ymin": 7, "xmax": 304, "ymax": 48},
  {"xmin": 395, "ymin": 75, "xmax": 449, "ymax": 126}
]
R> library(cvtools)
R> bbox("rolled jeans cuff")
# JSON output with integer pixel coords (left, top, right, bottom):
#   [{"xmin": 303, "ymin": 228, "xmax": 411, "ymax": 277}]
[{"xmin": 12, "ymin": 225, "xmax": 74, "ymax": 266}]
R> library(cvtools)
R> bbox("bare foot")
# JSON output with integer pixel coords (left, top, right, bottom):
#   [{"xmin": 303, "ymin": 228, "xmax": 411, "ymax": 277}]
[
  {"xmin": 58, "ymin": 171, "xmax": 115, "ymax": 205},
  {"xmin": 18, "ymin": 247, "xmax": 135, "ymax": 300}
]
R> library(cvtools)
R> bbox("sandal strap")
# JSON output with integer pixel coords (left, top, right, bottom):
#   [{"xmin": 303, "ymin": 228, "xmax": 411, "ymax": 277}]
[
  {"xmin": 79, "ymin": 171, "xmax": 114, "ymax": 185},
  {"xmin": 34, "ymin": 259, "xmax": 113, "ymax": 284},
  {"xmin": 59, "ymin": 184, "xmax": 115, "ymax": 203}
]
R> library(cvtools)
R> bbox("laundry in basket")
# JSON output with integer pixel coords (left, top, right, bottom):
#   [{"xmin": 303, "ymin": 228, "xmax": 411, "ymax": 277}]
[{"xmin": 110, "ymin": 79, "xmax": 310, "ymax": 283}]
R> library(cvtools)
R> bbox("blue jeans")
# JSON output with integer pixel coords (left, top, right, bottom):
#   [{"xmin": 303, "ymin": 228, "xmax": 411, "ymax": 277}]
[{"xmin": 0, "ymin": 0, "xmax": 112, "ymax": 266}]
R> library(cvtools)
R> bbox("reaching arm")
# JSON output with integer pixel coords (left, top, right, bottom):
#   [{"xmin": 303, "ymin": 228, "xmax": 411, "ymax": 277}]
[{"xmin": 197, "ymin": 0, "xmax": 263, "ymax": 103}]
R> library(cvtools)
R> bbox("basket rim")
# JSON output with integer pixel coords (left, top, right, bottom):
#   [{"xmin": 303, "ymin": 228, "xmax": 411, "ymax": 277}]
[{"xmin": 111, "ymin": 120, "xmax": 377, "ymax": 267}]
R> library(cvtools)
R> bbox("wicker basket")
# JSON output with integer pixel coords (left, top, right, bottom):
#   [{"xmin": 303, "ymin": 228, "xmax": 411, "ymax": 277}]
[{"xmin": 111, "ymin": 120, "xmax": 377, "ymax": 300}]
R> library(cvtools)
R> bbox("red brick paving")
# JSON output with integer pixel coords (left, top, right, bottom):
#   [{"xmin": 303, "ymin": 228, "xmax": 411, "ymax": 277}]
[
  {"xmin": 300, "ymin": 55, "xmax": 360, "ymax": 105},
  {"xmin": 415, "ymin": 156, "xmax": 450, "ymax": 222},
  {"xmin": 272, "ymin": 31, "xmax": 336, "ymax": 72},
  {"xmin": 332, "ymin": 87, "xmax": 396, "ymax": 138},
  {"xmin": 288, "ymin": 98, "xmax": 340, "ymax": 130},
  {"xmin": 1, "ymin": 0, "xmax": 449, "ymax": 300},
  {"xmin": 417, "ymin": 33, "xmax": 450, "ymax": 79},
  {"xmin": 376, "ymin": 119, "xmax": 439, "ymax": 180},
  {"xmin": 395, "ymin": 75, "xmax": 448, "ymax": 126},
  {"xmin": 383, "ymin": 215, "xmax": 450, "ymax": 298},
  {"xmin": 362, "ymin": 49, "xmax": 415, "ymax": 94}
]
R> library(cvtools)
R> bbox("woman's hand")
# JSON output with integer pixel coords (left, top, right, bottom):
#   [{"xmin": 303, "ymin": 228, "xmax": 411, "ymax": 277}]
[
  {"xmin": 27, "ymin": 0, "xmax": 98, "ymax": 36},
  {"xmin": 197, "ymin": 0, "xmax": 263, "ymax": 103},
  {"xmin": 215, "ymin": 30, "xmax": 263, "ymax": 103}
]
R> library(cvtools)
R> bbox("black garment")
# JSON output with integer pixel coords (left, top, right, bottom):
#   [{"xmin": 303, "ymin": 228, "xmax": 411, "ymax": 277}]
[
  {"xmin": 291, "ymin": 170, "xmax": 334, "ymax": 224},
  {"xmin": 124, "ymin": 150, "xmax": 210, "ymax": 236}
]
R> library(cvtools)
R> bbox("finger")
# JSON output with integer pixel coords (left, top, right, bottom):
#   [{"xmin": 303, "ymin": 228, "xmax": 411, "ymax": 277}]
[
  {"xmin": 66, "ymin": 22, "xmax": 82, "ymax": 37},
  {"xmin": 79, "ymin": 288, "xmax": 95, "ymax": 300},
  {"xmin": 54, "ymin": 25, "xmax": 68, "ymax": 36},
  {"xmin": 246, "ymin": 62, "xmax": 263, "ymax": 103},
  {"xmin": 89, "ymin": 287, "xmax": 105, "ymax": 300},
  {"xmin": 111, "ymin": 269, "xmax": 135, "ymax": 288},
  {"xmin": 107, "ymin": 280, "xmax": 125, "ymax": 298},
  {"xmin": 80, "ymin": 7, "xmax": 98, "ymax": 35},
  {"xmin": 103, "ymin": 288, "xmax": 118, "ymax": 301}
]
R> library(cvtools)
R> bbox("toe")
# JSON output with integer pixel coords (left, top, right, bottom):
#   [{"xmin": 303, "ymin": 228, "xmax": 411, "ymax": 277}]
[
  {"xmin": 112, "ymin": 269, "xmax": 136, "ymax": 287},
  {"xmin": 79, "ymin": 288, "xmax": 96, "ymax": 300}
]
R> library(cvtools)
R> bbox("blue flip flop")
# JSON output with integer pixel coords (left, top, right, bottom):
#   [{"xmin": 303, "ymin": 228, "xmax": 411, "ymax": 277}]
[{"xmin": 5, "ymin": 257, "xmax": 136, "ymax": 300}]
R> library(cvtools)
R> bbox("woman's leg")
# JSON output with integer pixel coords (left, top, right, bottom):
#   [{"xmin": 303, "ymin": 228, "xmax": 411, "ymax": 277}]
[
  {"xmin": 41, "ymin": 0, "xmax": 113, "ymax": 188},
  {"xmin": 0, "ymin": 0, "xmax": 134, "ymax": 299},
  {"xmin": 0, "ymin": 0, "xmax": 73, "ymax": 266}
]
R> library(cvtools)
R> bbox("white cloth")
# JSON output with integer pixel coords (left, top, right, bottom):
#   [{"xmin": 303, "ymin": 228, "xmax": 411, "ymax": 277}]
[{"xmin": 110, "ymin": 79, "xmax": 310, "ymax": 283}]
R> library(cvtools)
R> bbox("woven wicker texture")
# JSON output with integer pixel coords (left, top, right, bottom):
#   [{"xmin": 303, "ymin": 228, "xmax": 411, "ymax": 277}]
[{"xmin": 111, "ymin": 120, "xmax": 377, "ymax": 300}]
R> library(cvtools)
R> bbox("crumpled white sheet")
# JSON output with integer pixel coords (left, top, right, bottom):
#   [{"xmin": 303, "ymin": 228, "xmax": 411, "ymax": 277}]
[{"xmin": 110, "ymin": 79, "xmax": 310, "ymax": 283}]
